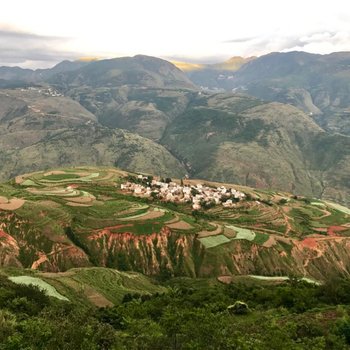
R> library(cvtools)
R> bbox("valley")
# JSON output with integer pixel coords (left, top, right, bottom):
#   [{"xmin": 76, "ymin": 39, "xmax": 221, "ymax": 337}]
[
  {"xmin": 0, "ymin": 55, "xmax": 349, "ymax": 206},
  {"xmin": 2, "ymin": 2, "xmax": 350, "ymax": 347}
]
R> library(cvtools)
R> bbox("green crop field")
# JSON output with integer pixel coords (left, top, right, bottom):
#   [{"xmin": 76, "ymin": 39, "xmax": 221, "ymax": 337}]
[
  {"xmin": 43, "ymin": 173, "xmax": 81, "ymax": 181},
  {"xmin": 8, "ymin": 276, "xmax": 69, "ymax": 301},
  {"xmin": 226, "ymin": 225, "xmax": 256, "ymax": 241},
  {"xmin": 253, "ymin": 232, "xmax": 270, "ymax": 245},
  {"xmin": 199, "ymin": 234, "xmax": 231, "ymax": 248},
  {"xmin": 325, "ymin": 201, "xmax": 350, "ymax": 215}
]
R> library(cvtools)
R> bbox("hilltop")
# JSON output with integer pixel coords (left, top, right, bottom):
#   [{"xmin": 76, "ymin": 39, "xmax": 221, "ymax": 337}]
[{"xmin": 0, "ymin": 167, "xmax": 349, "ymax": 281}]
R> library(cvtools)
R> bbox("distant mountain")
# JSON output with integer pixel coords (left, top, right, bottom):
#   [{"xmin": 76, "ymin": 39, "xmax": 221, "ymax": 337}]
[
  {"xmin": 160, "ymin": 92, "xmax": 350, "ymax": 205},
  {"xmin": 48, "ymin": 55, "xmax": 196, "ymax": 90},
  {"xmin": 0, "ymin": 54, "xmax": 349, "ymax": 205},
  {"xmin": 173, "ymin": 56, "xmax": 255, "ymax": 91},
  {"xmin": 189, "ymin": 51, "xmax": 350, "ymax": 135}
]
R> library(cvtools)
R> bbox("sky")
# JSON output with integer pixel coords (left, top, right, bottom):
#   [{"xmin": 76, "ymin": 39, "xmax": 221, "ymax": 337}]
[{"xmin": 1, "ymin": 0, "xmax": 350, "ymax": 68}]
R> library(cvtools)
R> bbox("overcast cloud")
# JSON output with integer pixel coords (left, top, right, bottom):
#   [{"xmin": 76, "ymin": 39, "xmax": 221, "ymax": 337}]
[
  {"xmin": 0, "ymin": 27, "xmax": 80, "ymax": 68},
  {"xmin": 1, "ymin": 0, "xmax": 350, "ymax": 67}
]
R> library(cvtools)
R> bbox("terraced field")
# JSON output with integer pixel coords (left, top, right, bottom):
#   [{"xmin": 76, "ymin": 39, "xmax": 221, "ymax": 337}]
[{"xmin": 0, "ymin": 166, "xmax": 349, "ymax": 280}]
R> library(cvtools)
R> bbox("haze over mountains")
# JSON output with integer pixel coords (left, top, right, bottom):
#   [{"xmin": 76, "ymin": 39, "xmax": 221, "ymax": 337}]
[
  {"xmin": 0, "ymin": 52, "xmax": 349, "ymax": 205},
  {"xmin": 182, "ymin": 51, "xmax": 350, "ymax": 136}
]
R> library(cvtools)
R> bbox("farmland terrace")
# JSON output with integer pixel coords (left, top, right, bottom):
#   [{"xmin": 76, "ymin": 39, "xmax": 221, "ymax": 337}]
[{"xmin": 0, "ymin": 166, "xmax": 349, "ymax": 281}]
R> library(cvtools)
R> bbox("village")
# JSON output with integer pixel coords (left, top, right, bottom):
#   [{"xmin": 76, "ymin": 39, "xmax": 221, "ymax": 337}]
[{"xmin": 120, "ymin": 175, "xmax": 246, "ymax": 210}]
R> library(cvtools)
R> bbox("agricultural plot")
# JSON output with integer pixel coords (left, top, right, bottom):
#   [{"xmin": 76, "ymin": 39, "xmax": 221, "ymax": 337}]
[
  {"xmin": 248, "ymin": 275, "xmax": 321, "ymax": 285},
  {"xmin": 0, "ymin": 196, "xmax": 25, "ymax": 210},
  {"xmin": 119, "ymin": 208, "xmax": 165, "ymax": 220},
  {"xmin": 3, "ymin": 267, "xmax": 166, "ymax": 306},
  {"xmin": 199, "ymin": 234, "xmax": 231, "ymax": 248},
  {"xmin": 9, "ymin": 276, "xmax": 69, "ymax": 301},
  {"xmin": 19, "ymin": 167, "xmax": 125, "ymax": 188},
  {"xmin": 1, "ymin": 166, "xmax": 350, "ymax": 280},
  {"xmin": 40, "ymin": 267, "xmax": 166, "ymax": 305},
  {"xmin": 227, "ymin": 225, "xmax": 256, "ymax": 241},
  {"xmin": 21, "ymin": 179, "xmax": 38, "ymax": 187},
  {"xmin": 324, "ymin": 201, "xmax": 350, "ymax": 215}
]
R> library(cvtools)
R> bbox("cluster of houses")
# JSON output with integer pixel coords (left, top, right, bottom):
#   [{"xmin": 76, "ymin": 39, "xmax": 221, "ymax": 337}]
[
  {"xmin": 120, "ymin": 175, "xmax": 246, "ymax": 210},
  {"xmin": 23, "ymin": 87, "xmax": 63, "ymax": 97}
]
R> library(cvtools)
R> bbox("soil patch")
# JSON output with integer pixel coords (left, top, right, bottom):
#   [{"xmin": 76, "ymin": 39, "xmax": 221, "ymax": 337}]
[
  {"xmin": 263, "ymin": 235, "xmax": 277, "ymax": 248},
  {"xmin": 83, "ymin": 286, "xmax": 113, "ymax": 307},
  {"xmin": 217, "ymin": 276, "xmax": 233, "ymax": 284},
  {"xmin": 198, "ymin": 224, "xmax": 222, "ymax": 238},
  {"xmin": 0, "ymin": 196, "xmax": 8, "ymax": 204},
  {"xmin": 300, "ymin": 237, "xmax": 318, "ymax": 249},
  {"xmin": 328, "ymin": 226, "xmax": 348, "ymax": 237},
  {"xmin": 0, "ymin": 198, "xmax": 25, "ymax": 210},
  {"xmin": 167, "ymin": 220, "xmax": 193, "ymax": 230},
  {"xmin": 127, "ymin": 209, "xmax": 164, "ymax": 221},
  {"xmin": 66, "ymin": 196, "xmax": 95, "ymax": 204}
]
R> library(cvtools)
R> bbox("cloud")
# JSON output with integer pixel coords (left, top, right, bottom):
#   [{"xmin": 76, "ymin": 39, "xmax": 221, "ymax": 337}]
[
  {"xmin": 0, "ymin": 27, "xmax": 80, "ymax": 68},
  {"xmin": 223, "ymin": 36, "xmax": 257, "ymax": 43},
  {"xmin": 222, "ymin": 30, "xmax": 350, "ymax": 57}
]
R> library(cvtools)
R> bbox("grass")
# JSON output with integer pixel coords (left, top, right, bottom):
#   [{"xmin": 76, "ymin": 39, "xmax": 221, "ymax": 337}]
[
  {"xmin": 199, "ymin": 234, "xmax": 231, "ymax": 248},
  {"xmin": 253, "ymin": 232, "xmax": 270, "ymax": 245}
]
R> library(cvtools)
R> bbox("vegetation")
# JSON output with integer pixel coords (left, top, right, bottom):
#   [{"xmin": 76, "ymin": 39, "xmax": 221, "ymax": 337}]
[{"xmin": 2, "ymin": 272, "xmax": 350, "ymax": 349}]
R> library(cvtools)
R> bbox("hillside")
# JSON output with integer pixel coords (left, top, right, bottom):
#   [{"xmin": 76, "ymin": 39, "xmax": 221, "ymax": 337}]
[
  {"xmin": 0, "ymin": 87, "xmax": 186, "ymax": 180},
  {"xmin": 0, "ymin": 267, "xmax": 165, "ymax": 307},
  {"xmin": 0, "ymin": 54, "xmax": 349, "ymax": 205},
  {"xmin": 0, "ymin": 167, "xmax": 349, "ymax": 281},
  {"xmin": 191, "ymin": 51, "xmax": 350, "ymax": 135},
  {"xmin": 3, "ymin": 265, "xmax": 350, "ymax": 349},
  {"xmin": 39, "ymin": 57, "xmax": 350, "ymax": 204},
  {"xmin": 161, "ymin": 93, "xmax": 350, "ymax": 205}
]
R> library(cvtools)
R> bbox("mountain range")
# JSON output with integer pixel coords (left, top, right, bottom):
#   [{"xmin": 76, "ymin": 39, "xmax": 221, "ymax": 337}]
[
  {"xmin": 182, "ymin": 51, "xmax": 350, "ymax": 136},
  {"xmin": 0, "ymin": 53, "xmax": 349, "ymax": 206}
]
